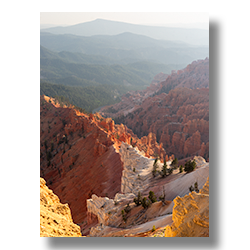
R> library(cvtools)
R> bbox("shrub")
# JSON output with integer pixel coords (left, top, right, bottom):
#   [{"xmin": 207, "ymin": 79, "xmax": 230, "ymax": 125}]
[
  {"xmin": 189, "ymin": 181, "xmax": 199, "ymax": 193},
  {"xmin": 159, "ymin": 159, "xmax": 168, "ymax": 177},
  {"xmin": 152, "ymin": 225, "xmax": 156, "ymax": 232},
  {"xmin": 121, "ymin": 209, "xmax": 127, "ymax": 222},
  {"xmin": 134, "ymin": 191, "xmax": 142, "ymax": 206},
  {"xmin": 141, "ymin": 197, "xmax": 151, "ymax": 209},
  {"xmin": 179, "ymin": 165, "xmax": 183, "ymax": 173},
  {"xmin": 171, "ymin": 157, "xmax": 178, "ymax": 169},
  {"xmin": 184, "ymin": 159, "xmax": 197, "ymax": 173},
  {"xmin": 148, "ymin": 191, "xmax": 157, "ymax": 203},
  {"xmin": 194, "ymin": 181, "xmax": 199, "ymax": 193},
  {"xmin": 124, "ymin": 203, "xmax": 131, "ymax": 213},
  {"xmin": 189, "ymin": 185, "xmax": 194, "ymax": 192},
  {"xmin": 168, "ymin": 168, "xmax": 173, "ymax": 175},
  {"xmin": 152, "ymin": 158, "xmax": 159, "ymax": 177}
]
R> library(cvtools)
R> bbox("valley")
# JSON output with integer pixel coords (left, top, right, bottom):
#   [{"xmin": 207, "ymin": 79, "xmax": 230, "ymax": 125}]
[
  {"xmin": 100, "ymin": 58, "xmax": 209, "ymax": 161},
  {"xmin": 40, "ymin": 17, "xmax": 209, "ymax": 237}
]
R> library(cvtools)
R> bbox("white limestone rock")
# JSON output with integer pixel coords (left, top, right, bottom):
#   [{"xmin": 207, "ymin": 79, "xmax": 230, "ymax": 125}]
[
  {"xmin": 119, "ymin": 142, "xmax": 159, "ymax": 194},
  {"xmin": 87, "ymin": 194, "xmax": 115, "ymax": 225}
]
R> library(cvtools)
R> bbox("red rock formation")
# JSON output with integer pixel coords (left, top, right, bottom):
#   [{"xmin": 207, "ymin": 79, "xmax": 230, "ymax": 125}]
[
  {"xmin": 118, "ymin": 88, "xmax": 209, "ymax": 160},
  {"xmin": 99, "ymin": 59, "xmax": 209, "ymax": 161},
  {"xmin": 40, "ymin": 95, "xmax": 167, "ymax": 235}
]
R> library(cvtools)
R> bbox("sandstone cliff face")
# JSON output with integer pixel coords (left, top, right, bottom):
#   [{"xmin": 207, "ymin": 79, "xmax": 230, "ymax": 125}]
[
  {"xmin": 99, "ymin": 59, "xmax": 209, "ymax": 161},
  {"xmin": 116, "ymin": 88, "xmax": 209, "ymax": 160},
  {"xmin": 158, "ymin": 58, "xmax": 209, "ymax": 94},
  {"xmin": 164, "ymin": 177, "xmax": 209, "ymax": 237},
  {"xmin": 40, "ymin": 96, "xmax": 167, "ymax": 235},
  {"xmin": 120, "ymin": 142, "xmax": 165, "ymax": 194},
  {"xmin": 86, "ymin": 143, "xmax": 209, "ymax": 237},
  {"xmin": 40, "ymin": 178, "xmax": 82, "ymax": 237}
]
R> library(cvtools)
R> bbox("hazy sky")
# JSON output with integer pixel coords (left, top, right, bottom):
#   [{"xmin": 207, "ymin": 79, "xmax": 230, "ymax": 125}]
[{"xmin": 40, "ymin": 12, "xmax": 209, "ymax": 29}]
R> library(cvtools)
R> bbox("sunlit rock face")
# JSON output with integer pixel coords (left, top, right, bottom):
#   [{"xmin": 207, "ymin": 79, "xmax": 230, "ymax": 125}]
[
  {"xmin": 164, "ymin": 177, "xmax": 209, "ymax": 237},
  {"xmin": 40, "ymin": 178, "xmax": 82, "ymax": 237}
]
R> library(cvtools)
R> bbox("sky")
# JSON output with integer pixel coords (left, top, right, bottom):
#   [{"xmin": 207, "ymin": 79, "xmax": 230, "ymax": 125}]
[{"xmin": 40, "ymin": 12, "xmax": 209, "ymax": 29}]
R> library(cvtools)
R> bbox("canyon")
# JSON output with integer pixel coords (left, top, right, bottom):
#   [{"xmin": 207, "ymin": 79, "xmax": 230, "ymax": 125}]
[
  {"xmin": 99, "ymin": 58, "xmax": 209, "ymax": 161},
  {"xmin": 40, "ymin": 95, "xmax": 170, "ymax": 235},
  {"xmin": 86, "ymin": 142, "xmax": 209, "ymax": 237},
  {"xmin": 40, "ymin": 58, "xmax": 209, "ymax": 237}
]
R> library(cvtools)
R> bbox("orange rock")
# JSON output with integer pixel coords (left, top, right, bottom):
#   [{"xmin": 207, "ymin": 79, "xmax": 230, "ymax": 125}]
[
  {"xmin": 40, "ymin": 178, "xmax": 82, "ymax": 237},
  {"xmin": 40, "ymin": 95, "xmax": 167, "ymax": 235},
  {"xmin": 99, "ymin": 59, "xmax": 209, "ymax": 161},
  {"xmin": 164, "ymin": 177, "xmax": 209, "ymax": 237}
]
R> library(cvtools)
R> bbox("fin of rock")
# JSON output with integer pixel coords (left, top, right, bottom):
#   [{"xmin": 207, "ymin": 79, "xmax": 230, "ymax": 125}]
[{"xmin": 120, "ymin": 142, "xmax": 166, "ymax": 194}]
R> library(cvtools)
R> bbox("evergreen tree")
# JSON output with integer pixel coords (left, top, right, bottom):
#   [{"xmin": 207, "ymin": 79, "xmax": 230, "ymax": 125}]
[
  {"xmin": 134, "ymin": 191, "xmax": 142, "ymax": 206},
  {"xmin": 141, "ymin": 197, "xmax": 151, "ymax": 209},
  {"xmin": 152, "ymin": 158, "xmax": 159, "ymax": 177},
  {"xmin": 179, "ymin": 165, "xmax": 183, "ymax": 173},
  {"xmin": 160, "ymin": 159, "xmax": 168, "ymax": 177},
  {"xmin": 171, "ymin": 157, "xmax": 178, "ymax": 169},
  {"xmin": 148, "ymin": 191, "xmax": 157, "ymax": 203},
  {"xmin": 184, "ymin": 159, "xmax": 197, "ymax": 173}
]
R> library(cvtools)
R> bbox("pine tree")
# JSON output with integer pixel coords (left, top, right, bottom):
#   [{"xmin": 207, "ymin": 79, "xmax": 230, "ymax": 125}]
[
  {"xmin": 148, "ymin": 191, "xmax": 157, "ymax": 203},
  {"xmin": 179, "ymin": 165, "xmax": 183, "ymax": 173},
  {"xmin": 134, "ymin": 191, "xmax": 142, "ymax": 206},
  {"xmin": 160, "ymin": 159, "xmax": 168, "ymax": 177},
  {"xmin": 152, "ymin": 158, "xmax": 159, "ymax": 177},
  {"xmin": 184, "ymin": 159, "xmax": 197, "ymax": 173},
  {"xmin": 171, "ymin": 157, "xmax": 178, "ymax": 169},
  {"xmin": 141, "ymin": 197, "xmax": 151, "ymax": 209}
]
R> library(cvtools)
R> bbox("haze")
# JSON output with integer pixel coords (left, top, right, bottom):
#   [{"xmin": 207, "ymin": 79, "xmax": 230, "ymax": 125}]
[{"xmin": 40, "ymin": 12, "xmax": 209, "ymax": 30}]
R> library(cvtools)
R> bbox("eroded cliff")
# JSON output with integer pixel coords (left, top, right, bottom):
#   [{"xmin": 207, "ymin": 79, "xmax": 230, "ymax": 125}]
[
  {"xmin": 86, "ymin": 143, "xmax": 209, "ymax": 237},
  {"xmin": 164, "ymin": 177, "xmax": 209, "ymax": 237},
  {"xmin": 99, "ymin": 58, "xmax": 209, "ymax": 161},
  {"xmin": 40, "ymin": 95, "xmax": 167, "ymax": 235},
  {"xmin": 40, "ymin": 178, "xmax": 82, "ymax": 237}
]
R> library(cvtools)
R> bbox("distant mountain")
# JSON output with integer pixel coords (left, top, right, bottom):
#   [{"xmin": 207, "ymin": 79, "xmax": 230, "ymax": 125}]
[
  {"xmin": 40, "ymin": 45, "xmax": 181, "ymax": 88},
  {"xmin": 41, "ymin": 19, "xmax": 208, "ymax": 46},
  {"xmin": 40, "ymin": 32, "xmax": 208, "ymax": 65},
  {"xmin": 40, "ymin": 45, "xmax": 185, "ymax": 112}
]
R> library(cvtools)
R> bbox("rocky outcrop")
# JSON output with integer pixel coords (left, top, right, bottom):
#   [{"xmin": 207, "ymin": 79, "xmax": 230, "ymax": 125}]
[
  {"xmin": 86, "ymin": 143, "xmax": 209, "ymax": 237},
  {"xmin": 40, "ymin": 178, "xmax": 82, "ymax": 237},
  {"xmin": 164, "ymin": 177, "xmax": 209, "ymax": 237},
  {"xmin": 40, "ymin": 95, "xmax": 167, "ymax": 235},
  {"xmin": 99, "ymin": 58, "xmax": 209, "ymax": 161},
  {"xmin": 111, "ymin": 88, "xmax": 209, "ymax": 160},
  {"xmin": 120, "ymin": 142, "xmax": 172, "ymax": 194},
  {"xmin": 87, "ymin": 195, "xmax": 117, "ymax": 225}
]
